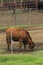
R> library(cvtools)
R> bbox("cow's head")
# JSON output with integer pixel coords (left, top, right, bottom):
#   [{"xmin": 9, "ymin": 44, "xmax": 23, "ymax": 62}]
[
  {"xmin": 28, "ymin": 41, "xmax": 35, "ymax": 49},
  {"xmin": 26, "ymin": 31, "xmax": 35, "ymax": 49}
]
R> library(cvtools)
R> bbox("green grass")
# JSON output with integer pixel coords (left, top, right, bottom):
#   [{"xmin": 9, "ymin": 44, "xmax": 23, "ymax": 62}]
[{"xmin": 0, "ymin": 50, "xmax": 43, "ymax": 65}]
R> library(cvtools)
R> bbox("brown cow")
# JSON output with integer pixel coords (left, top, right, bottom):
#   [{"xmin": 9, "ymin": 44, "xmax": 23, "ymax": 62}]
[{"xmin": 6, "ymin": 28, "xmax": 35, "ymax": 51}]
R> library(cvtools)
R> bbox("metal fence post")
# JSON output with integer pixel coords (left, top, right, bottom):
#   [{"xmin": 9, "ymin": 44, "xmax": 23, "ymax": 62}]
[{"xmin": 10, "ymin": 31, "xmax": 13, "ymax": 54}]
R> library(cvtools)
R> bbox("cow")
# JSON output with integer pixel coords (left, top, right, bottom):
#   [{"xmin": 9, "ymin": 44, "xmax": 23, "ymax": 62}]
[{"xmin": 6, "ymin": 28, "xmax": 35, "ymax": 51}]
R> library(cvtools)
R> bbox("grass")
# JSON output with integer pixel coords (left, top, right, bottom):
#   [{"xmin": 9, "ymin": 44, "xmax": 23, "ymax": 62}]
[
  {"xmin": 0, "ymin": 24, "xmax": 43, "ymax": 31},
  {"xmin": 0, "ymin": 50, "xmax": 43, "ymax": 65}
]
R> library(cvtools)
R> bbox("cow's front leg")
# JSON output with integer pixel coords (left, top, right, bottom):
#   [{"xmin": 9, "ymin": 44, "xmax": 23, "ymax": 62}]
[
  {"xmin": 24, "ymin": 44, "xmax": 26, "ymax": 51},
  {"xmin": 19, "ymin": 39, "xmax": 22, "ymax": 51},
  {"xmin": 19, "ymin": 43, "xmax": 22, "ymax": 51}
]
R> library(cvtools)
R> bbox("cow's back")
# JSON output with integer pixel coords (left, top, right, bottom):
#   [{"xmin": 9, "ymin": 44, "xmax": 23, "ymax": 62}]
[{"xmin": 6, "ymin": 28, "xmax": 27, "ymax": 38}]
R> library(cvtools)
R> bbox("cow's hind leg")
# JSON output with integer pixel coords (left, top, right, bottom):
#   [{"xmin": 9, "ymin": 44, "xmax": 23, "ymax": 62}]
[
  {"xmin": 6, "ymin": 37, "xmax": 11, "ymax": 51},
  {"xmin": 7, "ymin": 43, "xmax": 11, "ymax": 51},
  {"xmin": 7, "ymin": 41, "xmax": 11, "ymax": 51}
]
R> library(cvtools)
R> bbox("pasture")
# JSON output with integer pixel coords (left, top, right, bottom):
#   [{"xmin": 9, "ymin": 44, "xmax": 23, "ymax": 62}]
[
  {"xmin": 0, "ymin": 51, "xmax": 43, "ymax": 65},
  {"xmin": 0, "ymin": 10, "xmax": 43, "ymax": 65}
]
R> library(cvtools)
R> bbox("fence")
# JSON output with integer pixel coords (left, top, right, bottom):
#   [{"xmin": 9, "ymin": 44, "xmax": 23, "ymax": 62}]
[
  {"xmin": 0, "ymin": 1, "xmax": 43, "ymax": 27},
  {"xmin": 0, "ymin": 9, "xmax": 43, "ymax": 27}
]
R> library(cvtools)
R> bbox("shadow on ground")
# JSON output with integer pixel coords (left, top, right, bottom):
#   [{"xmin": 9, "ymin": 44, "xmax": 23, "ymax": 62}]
[{"xmin": 0, "ymin": 42, "xmax": 43, "ymax": 54}]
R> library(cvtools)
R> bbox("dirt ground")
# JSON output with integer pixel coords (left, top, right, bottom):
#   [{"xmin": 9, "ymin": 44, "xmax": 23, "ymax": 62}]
[{"xmin": 0, "ymin": 28, "xmax": 43, "ymax": 53}]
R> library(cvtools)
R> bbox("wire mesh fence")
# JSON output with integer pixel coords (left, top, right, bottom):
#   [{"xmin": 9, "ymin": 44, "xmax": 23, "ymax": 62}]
[
  {"xmin": 0, "ymin": 0, "xmax": 43, "ymax": 27},
  {"xmin": 0, "ymin": 9, "xmax": 43, "ymax": 27}
]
